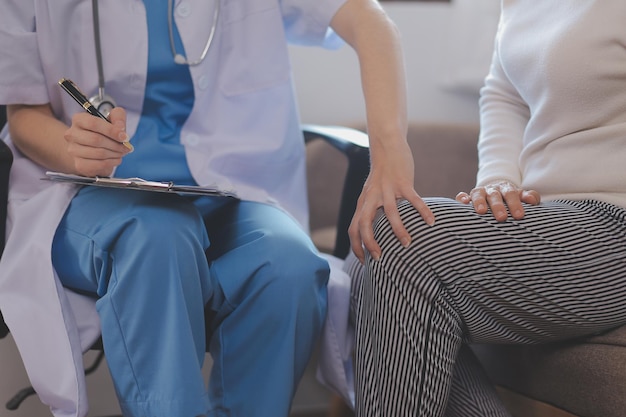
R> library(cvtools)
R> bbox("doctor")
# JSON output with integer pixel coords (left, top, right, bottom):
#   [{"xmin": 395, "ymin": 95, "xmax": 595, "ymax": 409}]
[{"xmin": 0, "ymin": 0, "xmax": 414, "ymax": 416}]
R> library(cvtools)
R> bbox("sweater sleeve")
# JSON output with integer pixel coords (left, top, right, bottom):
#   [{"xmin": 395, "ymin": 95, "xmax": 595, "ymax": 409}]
[{"xmin": 476, "ymin": 35, "xmax": 529, "ymax": 188}]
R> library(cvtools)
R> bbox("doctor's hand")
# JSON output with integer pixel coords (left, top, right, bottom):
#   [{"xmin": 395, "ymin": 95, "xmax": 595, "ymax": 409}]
[
  {"xmin": 456, "ymin": 179, "xmax": 541, "ymax": 221},
  {"xmin": 348, "ymin": 141, "xmax": 435, "ymax": 264},
  {"xmin": 64, "ymin": 107, "xmax": 132, "ymax": 177}
]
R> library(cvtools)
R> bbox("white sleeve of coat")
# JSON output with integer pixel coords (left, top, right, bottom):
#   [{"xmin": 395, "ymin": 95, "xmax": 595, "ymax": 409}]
[
  {"xmin": 279, "ymin": 0, "xmax": 346, "ymax": 49},
  {"xmin": 0, "ymin": 1, "xmax": 49, "ymax": 104}
]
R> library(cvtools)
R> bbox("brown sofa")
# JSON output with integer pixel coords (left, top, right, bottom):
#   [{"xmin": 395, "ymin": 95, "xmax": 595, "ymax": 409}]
[{"xmin": 306, "ymin": 122, "xmax": 626, "ymax": 417}]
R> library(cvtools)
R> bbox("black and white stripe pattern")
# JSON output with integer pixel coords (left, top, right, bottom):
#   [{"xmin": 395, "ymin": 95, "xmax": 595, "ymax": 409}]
[{"xmin": 350, "ymin": 198, "xmax": 626, "ymax": 417}]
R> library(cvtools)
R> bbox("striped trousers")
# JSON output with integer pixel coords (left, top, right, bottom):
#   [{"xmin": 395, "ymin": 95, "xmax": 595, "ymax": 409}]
[{"xmin": 350, "ymin": 198, "xmax": 626, "ymax": 417}]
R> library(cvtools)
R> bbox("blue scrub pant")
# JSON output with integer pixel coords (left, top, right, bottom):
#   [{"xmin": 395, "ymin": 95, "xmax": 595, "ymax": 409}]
[{"xmin": 51, "ymin": 187, "xmax": 329, "ymax": 417}]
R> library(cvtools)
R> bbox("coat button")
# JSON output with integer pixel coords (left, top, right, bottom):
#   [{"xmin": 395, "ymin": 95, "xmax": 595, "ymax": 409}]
[
  {"xmin": 198, "ymin": 75, "xmax": 210, "ymax": 90},
  {"xmin": 185, "ymin": 134, "xmax": 199, "ymax": 146},
  {"xmin": 176, "ymin": 2, "xmax": 191, "ymax": 17}
]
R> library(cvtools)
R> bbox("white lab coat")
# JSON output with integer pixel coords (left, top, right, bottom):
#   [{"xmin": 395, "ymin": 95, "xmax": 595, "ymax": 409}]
[{"xmin": 0, "ymin": 1, "xmax": 350, "ymax": 415}]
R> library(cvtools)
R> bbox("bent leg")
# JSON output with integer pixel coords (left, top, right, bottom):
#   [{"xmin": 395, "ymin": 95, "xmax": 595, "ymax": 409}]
[
  {"xmin": 201, "ymin": 201, "xmax": 329, "ymax": 417},
  {"xmin": 355, "ymin": 198, "xmax": 626, "ymax": 417},
  {"xmin": 52, "ymin": 187, "xmax": 214, "ymax": 417},
  {"xmin": 443, "ymin": 345, "xmax": 510, "ymax": 417}
]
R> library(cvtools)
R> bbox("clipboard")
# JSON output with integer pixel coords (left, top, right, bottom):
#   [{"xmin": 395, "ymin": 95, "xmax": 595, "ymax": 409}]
[{"xmin": 44, "ymin": 171, "xmax": 239, "ymax": 198}]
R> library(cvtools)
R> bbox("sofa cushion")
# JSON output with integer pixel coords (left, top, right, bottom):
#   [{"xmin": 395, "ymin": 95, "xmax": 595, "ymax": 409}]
[{"xmin": 472, "ymin": 324, "xmax": 626, "ymax": 417}]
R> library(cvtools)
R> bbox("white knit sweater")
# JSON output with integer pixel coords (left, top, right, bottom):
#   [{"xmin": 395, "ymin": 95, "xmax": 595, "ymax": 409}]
[{"xmin": 477, "ymin": 0, "xmax": 626, "ymax": 209}]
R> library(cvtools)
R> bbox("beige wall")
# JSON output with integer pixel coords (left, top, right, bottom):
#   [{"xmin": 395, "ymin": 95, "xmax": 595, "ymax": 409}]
[{"xmin": 291, "ymin": 1, "xmax": 499, "ymax": 127}]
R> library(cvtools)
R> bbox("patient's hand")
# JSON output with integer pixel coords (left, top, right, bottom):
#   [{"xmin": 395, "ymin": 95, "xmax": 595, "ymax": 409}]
[{"xmin": 456, "ymin": 179, "xmax": 541, "ymax": 221}]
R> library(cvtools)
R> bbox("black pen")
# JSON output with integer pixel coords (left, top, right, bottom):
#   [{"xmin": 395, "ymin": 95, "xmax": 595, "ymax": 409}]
[{"xmin": 58, "ymin": 78, "xmax": 133, "ymax": 151}]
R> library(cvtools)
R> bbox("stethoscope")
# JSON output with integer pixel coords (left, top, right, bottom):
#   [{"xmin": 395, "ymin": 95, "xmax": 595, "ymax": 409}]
[{"xmin": 89, "ymin": 0, "xmax": 220, "ymax": 117}]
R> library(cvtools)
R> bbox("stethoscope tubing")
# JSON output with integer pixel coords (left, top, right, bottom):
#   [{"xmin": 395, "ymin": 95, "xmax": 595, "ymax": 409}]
[{"xmin": 89, "ymin": 0, "xmax": 220, "ymax": 113}]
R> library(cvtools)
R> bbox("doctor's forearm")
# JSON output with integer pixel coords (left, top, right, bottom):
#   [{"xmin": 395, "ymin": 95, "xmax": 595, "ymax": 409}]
[
  {"xmin": 7, "ymin": 104, "xmax": 75, "ymax": 173},
  {"xmin": 331, "ymin": 0, "xmax": 409, "ymax": 158}
]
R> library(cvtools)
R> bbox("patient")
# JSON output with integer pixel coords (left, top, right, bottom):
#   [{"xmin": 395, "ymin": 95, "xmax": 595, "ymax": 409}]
[{"xmin": 347, "ymin": 1, "xmax": 626, "ymax": 416}]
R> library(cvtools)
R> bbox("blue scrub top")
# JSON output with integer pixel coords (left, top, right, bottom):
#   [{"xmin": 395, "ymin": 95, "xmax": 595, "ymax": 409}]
[{"xmin": 115, "ymin": 0, "xmax": 196, "ymax": 185}]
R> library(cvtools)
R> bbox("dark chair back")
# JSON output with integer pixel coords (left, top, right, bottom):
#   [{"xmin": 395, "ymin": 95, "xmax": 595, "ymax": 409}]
[
  {"xmin": 0, "ymin": 105, "xmax": 6, "ymax": 129},
  {"xmin": 0, "ymin": 105, "xmax": 11, "ymax": 338}
]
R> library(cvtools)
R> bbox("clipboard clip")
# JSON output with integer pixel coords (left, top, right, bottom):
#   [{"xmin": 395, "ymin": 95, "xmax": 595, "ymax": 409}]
[{"xmin": 95, "ymin": 176, "xmax": 174, "ymax": 191}]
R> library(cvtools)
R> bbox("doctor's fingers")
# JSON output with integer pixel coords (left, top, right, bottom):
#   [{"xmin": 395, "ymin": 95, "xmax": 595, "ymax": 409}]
[
  {"xmin": 66, "ymin": 140, "xmax": 128, "ymax": 177},
  {"xmin": 65, "ymin": 123, "xmax": 131, "ymax": 155},
  {"xmin": 66, "ymin": 138, "xmax": 129, "ymax": 159},
  {"xmin": 107, "ymin": 107, "xmax": 131, "ymax": 144},
  {"xmin": 383, "ymin": 189, "xmax": 433, "ymax": 250},
  {"xmin": 349, "ymin": 200, "xmax": 381, "ymax": 263},
  {"xmin": 404, "ymin": 190, "xmax": 435, "ymax": 227},
  {"xmin": 69, "ymin": 112, "xmax": 129, "ymax": 145},
  {"xmin": 70, "ymin": 153, "xmax": 122, "ymax": 178}
]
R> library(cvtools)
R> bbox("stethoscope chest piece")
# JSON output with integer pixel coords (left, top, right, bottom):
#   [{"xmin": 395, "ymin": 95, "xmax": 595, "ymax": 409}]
[{"xmin": 88, "ymin": 92, "xmax": 116, "ymax": 118}]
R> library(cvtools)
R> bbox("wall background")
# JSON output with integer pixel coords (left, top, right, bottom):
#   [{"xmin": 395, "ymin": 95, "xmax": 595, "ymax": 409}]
[
  {"xmin": 292, "ymin": 0, "xmax": 500, "ymax": 126},
  {"xmin": 0, "ymin": 2, "xmax": 499, "ymax": 416}
]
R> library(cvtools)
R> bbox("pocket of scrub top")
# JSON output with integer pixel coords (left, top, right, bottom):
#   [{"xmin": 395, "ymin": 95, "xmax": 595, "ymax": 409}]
[{"xmin": 219, "ymin": 4, "xmax": 291, "ymax": 96}]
